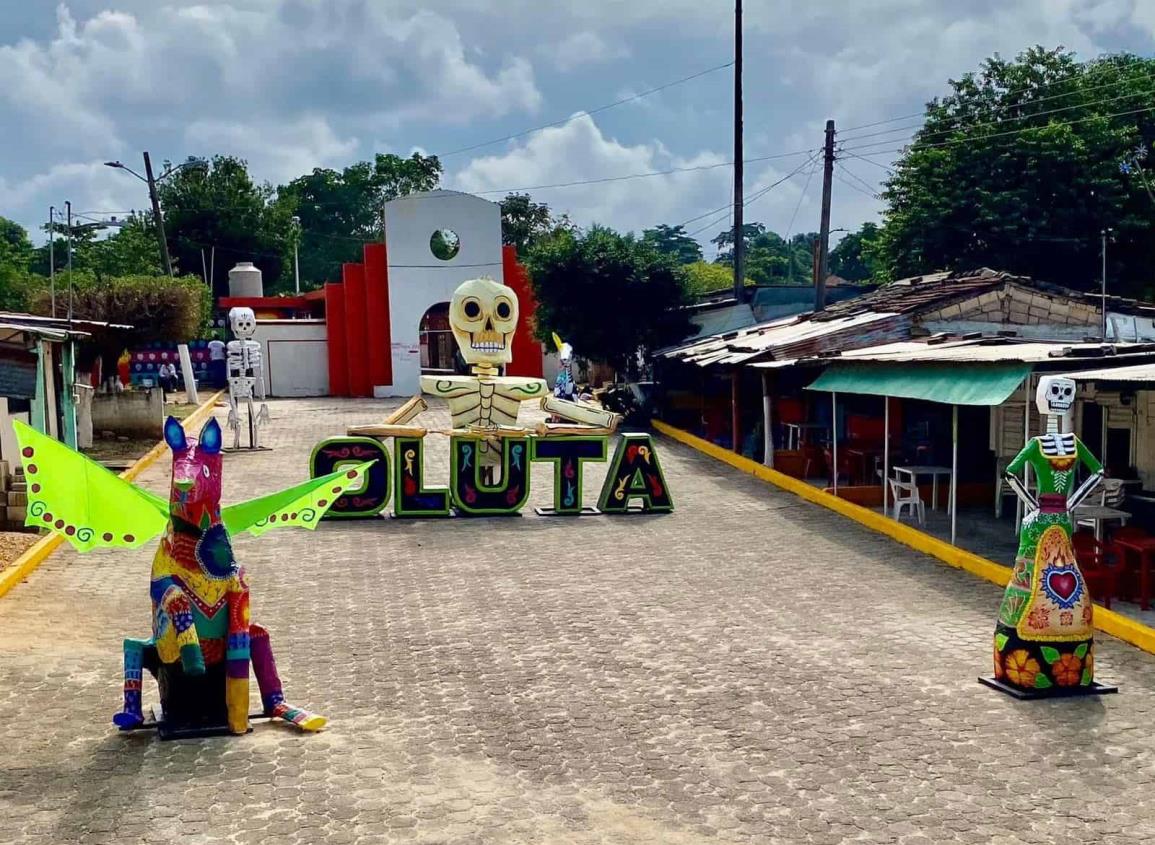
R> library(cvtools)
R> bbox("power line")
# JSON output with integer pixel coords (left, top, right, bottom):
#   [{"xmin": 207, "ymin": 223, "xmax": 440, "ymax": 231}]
[
  {"xmin": 677, "ymin": 151, "xmax": 820, "ymax": 234},
  {"xmin": 837, "ymin": 162, "xmax": 880, "ymax": 197},
  {"xmin": 833, "ymin": 171, "xmax": 878, "ymax": 200},
  {"xmin": 837, "ymin": 62, "xmax": 1155, "ymax": 135},
  {"xmin": 837, "ymin": 149, "xmax": 895, "ymax": 173},
  {"xmin": 784, "ymin": 157, "xmax": 821, "ymax": 242},
  {"xmin": 840, "ymin": 103, "xmax": 1155, "ymax": 155},
  {"xmin": 436, "ymin": 60, "xmax": 735, "ymax": 159},
  {"xmin": 838, "ymin": 77, "xmax": 1155, "ymax": 148}
]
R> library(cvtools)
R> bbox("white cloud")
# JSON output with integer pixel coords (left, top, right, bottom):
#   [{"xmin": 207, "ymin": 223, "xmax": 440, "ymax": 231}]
[
  {"xmin": 451, "ymin": 115, "xmax": 843, "ymax": 250},
  {"xmin": 184, "ymin": 116, "xmax": 359, "ymax": 183},
  {"xmin": 546, "ymin": 31, "xmax": 628, "ymax": 72}
]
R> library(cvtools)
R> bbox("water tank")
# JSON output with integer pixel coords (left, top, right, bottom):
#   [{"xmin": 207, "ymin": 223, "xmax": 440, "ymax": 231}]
[{"xmin": 228, "ymin": 262, "xmax": 263, "ymax": 298}]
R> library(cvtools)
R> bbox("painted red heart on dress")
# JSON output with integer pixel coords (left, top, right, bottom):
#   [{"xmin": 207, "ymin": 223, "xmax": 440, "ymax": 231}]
[{"xmin": 1047, "ymin": 570, "xmax": 1078, "ymax": 603}]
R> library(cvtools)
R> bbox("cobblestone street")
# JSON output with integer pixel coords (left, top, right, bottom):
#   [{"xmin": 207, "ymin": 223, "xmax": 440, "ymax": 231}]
[{"xmin": 3, "ymin": 397, "xmax": 1155, "ymax": 844}]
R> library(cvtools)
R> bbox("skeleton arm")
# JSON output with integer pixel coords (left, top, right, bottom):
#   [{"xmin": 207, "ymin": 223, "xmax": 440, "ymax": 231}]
[
  {"xmin": 1067, "ymin": 471, "xmax": 1104, "ymax": 512},
  {"xmin": 1002, "ymin": 471, "xmax": 1039, "ymax": 512},
  {"xmin": 1068, "ymin": 437, "xmax": 1106, "ymax": 511}
]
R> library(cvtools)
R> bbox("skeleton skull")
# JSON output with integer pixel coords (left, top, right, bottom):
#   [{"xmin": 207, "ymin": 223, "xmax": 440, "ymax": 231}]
[
  {"xmin": 1036, "ymin": 375, "xmax": 1076, "ymax": 419},
  {"xmin": 229, "ymin": 307, "xmax": 257, "ymax": 340},
  {"xmin": 449, "ymin": 277, "xmax": 518, "ymax": 366}
]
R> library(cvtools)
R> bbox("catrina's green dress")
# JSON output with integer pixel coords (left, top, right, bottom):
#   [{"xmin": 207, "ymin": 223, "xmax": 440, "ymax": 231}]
[{"xmin": 993, "ymin": 435, "xmax": 1101, "ymax": 692}]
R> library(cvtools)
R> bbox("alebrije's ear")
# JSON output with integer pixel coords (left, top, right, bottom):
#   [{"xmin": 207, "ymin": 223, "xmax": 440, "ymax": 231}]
[
  {"xmin": 198, "ymin": 418, "xmax": 222, "ymax": 455},
  {"xmin": 164, "ymin": 417, "xmax": 187, "ymax": 452},
  {"xmin": 551, "ymin": 331, "xmax": 564, "ymax": 353}
]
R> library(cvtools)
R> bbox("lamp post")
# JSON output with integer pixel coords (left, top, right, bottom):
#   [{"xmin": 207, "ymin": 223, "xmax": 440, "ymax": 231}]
[{"xmin": 104, "ymin": 155, "xmax": 208, "ymax": 277}]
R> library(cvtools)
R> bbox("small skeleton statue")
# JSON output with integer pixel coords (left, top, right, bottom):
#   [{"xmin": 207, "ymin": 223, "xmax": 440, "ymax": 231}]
[
  {"xmin": 420, "ymin": 278, "xmax": 546, "ymax": 480},
  {"xmin": 989, "ymin": 375, "xmax": 1106, "ymax": 695},
  {"xmin": 552, "ymin": 332, "xmax": 578, "ymax": 403},
  {"xmin": 226, "ymin": 307, "xmax": 270, "ymax": 450}
]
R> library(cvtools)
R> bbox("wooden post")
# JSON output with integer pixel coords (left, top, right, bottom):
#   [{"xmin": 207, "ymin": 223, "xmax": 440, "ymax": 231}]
[
  {"xmin": 882, "ymin": 396, "xmax": 890, "ymax": 514},
  {"xmin": 831, "ymin": 391, "xmax": 838, "ymax": 494},
  {"xmin": 951, "ymin": 404, "xmax": 959, "ymax": 546},
  {"xmin": 731, "ymin": 370, "xmax": 741, "ymax": 454},
  {"xmin": 60, "ymin": 340, "xmax": 78, "ymax": 449},
  {"xmin": 762, "ymin": 370, "xmax": 773, "ymax": 468},
  {"xmin": 815, "ymin": 119, "xmax": 835, "ymax": 311}
]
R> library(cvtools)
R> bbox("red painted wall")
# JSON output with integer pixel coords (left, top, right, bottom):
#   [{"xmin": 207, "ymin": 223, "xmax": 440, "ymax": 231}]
[
  {"xmin": 363, "ymin": 243, "xmax": 392, "ymax": 390},
  {"xmin": 342, "ymin": 262, "xmax": 371, "ymax": 397},
  {"xmin": 325, "ymin": 283, "xmax": 349, "ymax": 396},
  {"xmin": 502, "ymin": 245, "xmax": 544, "ymax": 379}
]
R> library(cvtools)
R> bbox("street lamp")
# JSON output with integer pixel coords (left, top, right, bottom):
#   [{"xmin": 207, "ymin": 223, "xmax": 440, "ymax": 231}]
[{"xmin": 105, "ymin": 155, "xmax": 208, "ymax": 276}]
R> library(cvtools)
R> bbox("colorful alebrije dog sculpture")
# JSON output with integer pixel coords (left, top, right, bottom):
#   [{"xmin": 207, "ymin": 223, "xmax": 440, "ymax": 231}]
[{"xmin": 13, "ymin": 416, "xmax": 372, "ymax": 735}]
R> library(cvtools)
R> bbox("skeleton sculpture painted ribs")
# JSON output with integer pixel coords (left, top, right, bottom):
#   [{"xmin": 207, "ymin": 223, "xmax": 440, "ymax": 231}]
[
  {"xmin": 420, "ymin": 277, "xmax": 546, "ymax": 463},
  {"xmin": 13, "ymin": 416, "xmax": 372, "ymax": 734},
  {"xmin": 993, "ymin": 376, "xmax": 1104, "ymax": 693}
]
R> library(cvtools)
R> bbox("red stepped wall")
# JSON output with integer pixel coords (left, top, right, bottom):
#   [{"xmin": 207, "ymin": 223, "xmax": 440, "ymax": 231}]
[{"xmin": 503, "ymin": 245, "xmax": 544, "ymax": 379}]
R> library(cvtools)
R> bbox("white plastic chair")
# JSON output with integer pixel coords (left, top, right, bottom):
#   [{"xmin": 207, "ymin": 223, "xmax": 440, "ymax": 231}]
[{"xmin": 888, "ymin": 476, "xmax": 926, "ymax": 526}]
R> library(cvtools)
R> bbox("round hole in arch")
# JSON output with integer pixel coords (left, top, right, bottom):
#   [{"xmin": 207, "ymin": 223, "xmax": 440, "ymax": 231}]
[{"xmin": 430, "ymin": 229, "xmax": 460, "ymax": 261}]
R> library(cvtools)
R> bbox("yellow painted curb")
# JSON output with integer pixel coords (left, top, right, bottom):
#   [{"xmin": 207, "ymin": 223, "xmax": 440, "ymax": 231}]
[
  {"xmin": 0, "ymin": 390, "xmax": 226, "ymax": 601},
  {"xmin": 652, "ymin": 418, "xmax": 1155, "ymax": 658}
]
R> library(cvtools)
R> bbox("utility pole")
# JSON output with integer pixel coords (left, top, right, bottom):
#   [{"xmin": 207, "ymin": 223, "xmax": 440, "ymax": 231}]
[
  {"xmin": 143, "ymin": 152, "xmax": 174, "ymax": 276},
  {"xmin": 1101, "ymin": 228, "xmax": 1113, "ymax": 339},
  {"xmin": 48, "ymin": 206, "xmax": 56, "ymax": 318},
  {"xmin": 731, "ymin": 0, "xmax": 744, "ymax": 302},
  {"xmin": 292, "ymin": 215, "xmax": 302, "ymax": 294},
  {"xmin": 65, "ymin": 201, "xmax": 74, "ymax": 321},
  {"xmin": 815, "ymin": 119, "xmax": 836, "ymax": 311}
]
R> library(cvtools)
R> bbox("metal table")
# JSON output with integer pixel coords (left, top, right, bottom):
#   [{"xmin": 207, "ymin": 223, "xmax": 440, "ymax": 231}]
[{"xmin": 893, "ymin": 465, "xmax": 953, "ymax": 513}]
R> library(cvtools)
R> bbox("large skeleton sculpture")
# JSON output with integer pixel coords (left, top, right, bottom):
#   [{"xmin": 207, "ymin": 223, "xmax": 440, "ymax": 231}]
[
  {"xmin": 992, "ymin": 376, "xmax": 1105, "ymax": 694},
  {"xmin": 226, "ymin": 307, "xmax": 270, "ymax": 449},
  {"xmin": 13, "ymin": 417, "xmax": 371, "ymax": 736},
  {"xmin": 420, "ymin": 277, "xmax": 547, "ymax": 466}
]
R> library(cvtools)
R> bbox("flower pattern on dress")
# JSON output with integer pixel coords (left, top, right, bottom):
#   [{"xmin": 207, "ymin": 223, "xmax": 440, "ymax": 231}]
[
  {"xmin": 1053, "ymin": 653, "xmax": 1082, "ymax": 686},
  {"xmin": 1004, "ymin": 650, "xmax": 1040, "ymax": 688}
]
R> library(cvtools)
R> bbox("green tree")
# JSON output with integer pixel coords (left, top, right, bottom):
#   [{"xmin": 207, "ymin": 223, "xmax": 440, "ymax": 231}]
[
  {"xmin": 829, "ymin": 222, "xmax": 881, "ymax": 281},
  {"xmin": 683, "ymin": 261, "xmax": 735, "ymax": 295},
  {"xmin": 525, "ymin": 226, "xmax": 693, "ymax": 375},
  {"xmin": 874, "ymin": 47, "xmax": 1155, "ymax": 295},
  {"xmin": 278, "ymin": 153, "xmax": 442, "ymax": 288},
  {"xmin": 158, "ymin": 155, "xmax": 288, "ymax": 297},
  {"xmin": 28, "ymin": 273, "xmax": 210, "ymax": 372},
  {"xmin": 0, "ymin": 216, "xmax": 33, "ymax": 271},
  {"xmin": 500, "ymin": 193, "xmax": 574, "ymax": 254},
  {"xmin": 711, "ymin": 222, "xmax": 766, "ymax": 265},
  {"xmin": 642, "ymin": 224, "xmax": 703, "ymax": 264}
]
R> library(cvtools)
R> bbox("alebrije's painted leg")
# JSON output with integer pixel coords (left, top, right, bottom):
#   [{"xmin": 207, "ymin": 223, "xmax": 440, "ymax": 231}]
[
  {"xmin": 225, "ymin": 574, "xmax": 252, "ymax": 735},
  {"xmin": 112, "ymin": 637, "xmax": 150, "ymax": 729},
  {"xmin": 160, "ymin": 587, "xmax": 204, "ymax": 675},
  {"xmin": 250, "ymin": 623, "xmax": 327, "ymax": 732}
]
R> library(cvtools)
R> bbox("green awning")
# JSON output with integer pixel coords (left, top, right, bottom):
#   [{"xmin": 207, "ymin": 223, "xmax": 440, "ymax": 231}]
[{"xmin": 805, "ymin": 362, "xmax": 1031, "ymax": 406}]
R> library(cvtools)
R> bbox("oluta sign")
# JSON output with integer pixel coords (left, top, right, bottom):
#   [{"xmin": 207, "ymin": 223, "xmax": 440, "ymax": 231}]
[
  {"xmin": 309, "ymin": 276, "xmax": 672, "ymax": 518},
  {"xmin": 309, "ymin": 430, "xmax": 672, "ymax": 518}
]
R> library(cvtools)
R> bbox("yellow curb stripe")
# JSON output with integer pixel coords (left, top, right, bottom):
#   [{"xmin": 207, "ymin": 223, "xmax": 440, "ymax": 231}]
[
  {"xmin": 652, "ymin": 418, "xmax": 1155, "ymax": 658},
  {"xmin": 0, "ymin": 390, "xmax": 226, "ymax": 601}
]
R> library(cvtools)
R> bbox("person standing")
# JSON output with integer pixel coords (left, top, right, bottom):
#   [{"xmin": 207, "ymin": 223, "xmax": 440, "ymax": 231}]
[
  {"xmin": 208, "ymin": 337, "xmax": 227, "ymax": 388},
  {"xmin": 158, "ymin": 362, "xmax": 178, "ymax": 401}
]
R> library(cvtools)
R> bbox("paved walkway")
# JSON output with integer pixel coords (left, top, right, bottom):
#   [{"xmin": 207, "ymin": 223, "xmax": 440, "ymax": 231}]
[{"xmin": 3, "ymin": 398, "xmax": 1155, "ymax": 844}]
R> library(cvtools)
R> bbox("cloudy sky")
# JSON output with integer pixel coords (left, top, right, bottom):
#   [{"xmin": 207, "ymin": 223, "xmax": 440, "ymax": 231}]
[{"xmin": 2, "ymin": 0, "xmax": 1154, "ymax": 252}]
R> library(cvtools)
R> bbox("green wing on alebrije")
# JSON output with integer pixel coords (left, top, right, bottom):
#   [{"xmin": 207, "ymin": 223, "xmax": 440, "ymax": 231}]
[
  {"xmin": 222, "ymin": 461, "xmax": 376, "ymax": 537},
  {"xmin": 12, "ymin": 420, "xmax": 169, "ymax": 552}
]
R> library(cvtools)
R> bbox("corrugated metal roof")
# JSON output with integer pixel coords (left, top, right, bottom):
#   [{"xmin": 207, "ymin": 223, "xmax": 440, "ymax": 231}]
[
  {"xmin": 1064, "ymin": 363, "xmax": 1155, "ymax": 383},
  {"xmin": 833, "ymin": 339, "xmax": 1143, "ymax": 364}
]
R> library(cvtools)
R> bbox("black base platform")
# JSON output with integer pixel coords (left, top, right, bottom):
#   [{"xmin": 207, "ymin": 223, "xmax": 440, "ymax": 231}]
[
  {"xmin": 978, "ymin": 675, "xmax": 1119, "ymax": 700},
  {"xmin": 534, "ymin": 506, "xmax": 602, "ymax": 517}
]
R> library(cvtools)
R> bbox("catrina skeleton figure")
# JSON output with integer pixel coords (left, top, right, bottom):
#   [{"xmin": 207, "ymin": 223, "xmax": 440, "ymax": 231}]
[
  {"xmin": 13, "ymin": 416, "xmax": 373, "ymax": 734},
  {"xmin": 994, "ymin": 376, "xmax": 1104, "ymax": 693}
]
